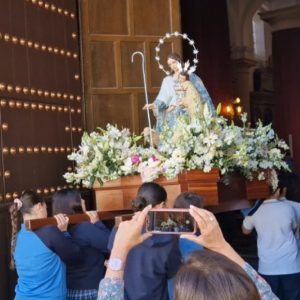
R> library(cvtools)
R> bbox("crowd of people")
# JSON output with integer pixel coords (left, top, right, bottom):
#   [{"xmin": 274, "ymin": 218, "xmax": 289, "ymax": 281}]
[
  {"xmin": 9, "ymin": 51, "xmax": 300, "ymax": 299},
  {"xmin": 13, "ymin": 177, "xmax": 300, "ymax": 300}
]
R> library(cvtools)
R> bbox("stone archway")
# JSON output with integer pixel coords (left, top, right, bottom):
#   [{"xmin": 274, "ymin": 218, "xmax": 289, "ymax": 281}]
[{"xmin": 226, "ymin": 0, "xmax": 300, "ymax": 117}]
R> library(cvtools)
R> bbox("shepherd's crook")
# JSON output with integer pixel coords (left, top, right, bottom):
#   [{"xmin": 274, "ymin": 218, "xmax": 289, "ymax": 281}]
[{"xmin": 131, "ymin": 51, "xmax": 153, "ymax": 148}]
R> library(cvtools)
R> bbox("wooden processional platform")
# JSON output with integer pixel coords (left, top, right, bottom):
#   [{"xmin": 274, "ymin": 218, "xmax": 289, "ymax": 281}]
[{"xmin": 93, "ymin": 169, "xmax": 269, "ymax": 213}]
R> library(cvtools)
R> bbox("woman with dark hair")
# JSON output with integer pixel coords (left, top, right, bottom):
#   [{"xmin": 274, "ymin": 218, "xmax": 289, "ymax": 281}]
[
  {"xmin": 52, "ymin": 188, "xmax": 110, "ymax": 300},
  {"xmin": 52, "ymin": 188, "xmax": 86, "ymax": 215},
  {"xmin": 143, "ymin": 52, "xmax": 214, "ymax": 132},
  {"xmin": 10, "ymin": 191, "xmax": 81, "ymax": 300},
  {"xmin": 107, "ymin": 182, "xmax": 181, "ymax": 300},
  {"xmin": 131, "ymin": 181, "xmax": 167, "ymax": 211},
  {"xmin": 173, "ymin": 192, "xmax": 204, "ymax": 259},
  {"xmin": 97, "ymin": 205, "xmax": 277, "ymax": 300},
  {"xmin": 174, "ymin": 251, "xmax": 260, "ymax": 300}
]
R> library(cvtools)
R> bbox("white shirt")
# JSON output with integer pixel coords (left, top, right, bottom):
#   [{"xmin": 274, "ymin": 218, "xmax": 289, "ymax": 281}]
[{"xmin": 243, "ymin": 199, "xmax": 300, "ymax": 275}]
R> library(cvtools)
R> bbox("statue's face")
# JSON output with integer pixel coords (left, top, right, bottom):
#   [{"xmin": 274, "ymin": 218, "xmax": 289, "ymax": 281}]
[
  {"xmin": 167, "ymin": 58, "xmax": 179, "ymax": 73},
  {"xmin": 179, "ymin": 74, "xmax": 187, "ymax": 83}
]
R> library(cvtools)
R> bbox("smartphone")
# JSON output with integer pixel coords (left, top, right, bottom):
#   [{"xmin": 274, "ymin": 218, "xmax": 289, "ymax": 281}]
[{"xmin": 146, "ymin": 208, "xmax": 196, "ymax": 234}]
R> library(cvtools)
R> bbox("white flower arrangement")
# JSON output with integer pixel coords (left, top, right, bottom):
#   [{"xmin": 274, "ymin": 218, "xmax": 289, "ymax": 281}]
[
  {"xmin": 63, "ymin": 124, "xmax": 142, "ymax": 186},
  {"xmin": 64, "ymin": 107, "xmax": 290, "ymax": 189}
]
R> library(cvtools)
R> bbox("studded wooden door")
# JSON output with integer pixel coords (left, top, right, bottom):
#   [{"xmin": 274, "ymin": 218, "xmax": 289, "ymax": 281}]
[{"xmin": 0, "ymin": 0, "xmax": 83, "ymax": 201}]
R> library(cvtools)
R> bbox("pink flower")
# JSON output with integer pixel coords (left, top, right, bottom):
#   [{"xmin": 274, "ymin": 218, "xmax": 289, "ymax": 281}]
[
  {"xmin": 151, "ymin": 155, "xmax": 158, "ymax": 161},
  {"xmin": 131, "ymin": 154, "xmax": 141, "ymax": 165}
]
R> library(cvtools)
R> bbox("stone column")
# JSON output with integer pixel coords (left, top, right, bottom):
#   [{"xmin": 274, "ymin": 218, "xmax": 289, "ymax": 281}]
[
  {"xmin": 260, "ymin": 5, "xmax": 300, "ymax": 172},
  {"xmin": 231, "ymin": 56, "xmax": 257, "ymax": 115}
]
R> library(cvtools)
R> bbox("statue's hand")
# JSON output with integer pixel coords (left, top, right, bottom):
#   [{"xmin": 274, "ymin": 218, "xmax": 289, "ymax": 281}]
[
  {"xmin": 177, "ymin": 100, "xmax": 184, "ymax": 107},
  {"xmin": 143, "ymin": 103, "xmax": 154, "ymax": 110},
  {"xmin": 166, "ymin": 105, "xmax": 176, "ymax": 112}
]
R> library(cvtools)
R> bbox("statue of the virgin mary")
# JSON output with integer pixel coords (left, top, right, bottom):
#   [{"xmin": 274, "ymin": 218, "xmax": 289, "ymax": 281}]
[{"xmin": 144, "ymin": 50, "xmax": 214, "ymax": 133}]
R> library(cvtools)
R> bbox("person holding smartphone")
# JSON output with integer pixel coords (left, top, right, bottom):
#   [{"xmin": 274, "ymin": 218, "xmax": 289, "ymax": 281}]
[
  {"xmin": 107, "ymin": 182, "xmax": 182, "ymax": 300},
  {"xmin": 98, "ymin": 205, "xmax": 277, "ymax": 300}
]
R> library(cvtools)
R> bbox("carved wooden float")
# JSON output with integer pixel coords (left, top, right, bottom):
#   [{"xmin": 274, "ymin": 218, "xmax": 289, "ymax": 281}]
[{"xmin": 93, "ymin": 169, "xmax": 269, "ymax": 213}]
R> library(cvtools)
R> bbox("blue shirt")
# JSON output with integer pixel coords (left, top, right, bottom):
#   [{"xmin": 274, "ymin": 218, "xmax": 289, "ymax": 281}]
[
  {"xmin": 243, "ymin": 199, "xmax": 300, "ymax": 275},
  {"xmin": 14, "ymin": 224, "xmax": 81, "ymax": 300},
  {"xmin": 179, "ymin": 238, "xmax": 203, "ymax": 260},
  {"xmin": 108, "ymin": 227, "xmax": 182, "ymax": 300},
  {"xmin": 67, "ymin": 221, "xmax": 110, "ymax": 290}
]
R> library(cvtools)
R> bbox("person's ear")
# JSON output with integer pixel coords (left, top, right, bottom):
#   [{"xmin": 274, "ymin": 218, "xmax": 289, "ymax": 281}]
[
  {"xmin": 37, "ymin": 202, "xmax": 46, "ymax": 212},
  {"xmin": 274, "ymin": 188, "xmax": 280, "ymax": 198},
  {"xmin": 31, "ymin": 202, "xmax": 43, "ymax": 216},
  {"xmin": 158, "ymin": 202, "xmax": 165, "ymax": 208}
]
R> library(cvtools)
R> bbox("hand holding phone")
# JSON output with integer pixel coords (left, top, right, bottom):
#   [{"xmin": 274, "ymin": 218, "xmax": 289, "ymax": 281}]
[{"xmin": 146, "ymin": 208, "xmax": 196, "ymax": 235}]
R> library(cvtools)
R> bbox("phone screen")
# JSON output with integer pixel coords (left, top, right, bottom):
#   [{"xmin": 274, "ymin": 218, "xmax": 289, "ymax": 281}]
[{"xmin": 147, "ymin": 209, "xmax": 195, "ymax": 234}]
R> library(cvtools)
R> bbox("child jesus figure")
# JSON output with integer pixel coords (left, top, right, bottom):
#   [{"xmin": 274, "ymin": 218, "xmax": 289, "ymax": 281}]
[{"xmin": 167, "ymin": 71, "xmax": 205, "ymax": 121}]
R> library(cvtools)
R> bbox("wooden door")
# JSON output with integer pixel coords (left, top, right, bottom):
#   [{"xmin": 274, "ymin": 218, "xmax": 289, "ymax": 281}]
[
  {"xmin": 80, "ymin": 0, "xmax": 181, "ymax": 133},
  {"xmin": 0, "ymin": 0, "xmax": 83, "ymax": 201}
]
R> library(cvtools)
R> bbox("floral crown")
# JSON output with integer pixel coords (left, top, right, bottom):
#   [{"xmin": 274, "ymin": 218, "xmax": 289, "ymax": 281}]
[{"xmin": 177, "ymin": 61, "xmax": 197, "ymax": 75}]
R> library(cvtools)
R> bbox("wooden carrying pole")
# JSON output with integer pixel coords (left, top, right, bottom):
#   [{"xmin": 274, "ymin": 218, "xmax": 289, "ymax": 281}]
[{"xmin": 25, "ymin": 209, "xmax": 133, "ymax": 230}]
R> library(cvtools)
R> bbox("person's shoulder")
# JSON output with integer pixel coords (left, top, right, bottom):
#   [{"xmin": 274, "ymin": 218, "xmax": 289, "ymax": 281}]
[
  {"xmin": 277, "ymin": 199, "xmax": 296, "ymax": 209},
  {"xmin": 264, "ymin": 199, "xmax": 295, "ymax": 214},
  {"xmin": 149, "ymin": 235, "xmax": 178, "ymax": 249},
  {"xmin": 69, "ymin": 222, "xmax": 99, "ymax": 244},
  {"xmin": 283, "ymin": 199, "xmax": 300, "ymax": 208},
  {"xmin": 35, "ymin": 225, "xmax": 62, "ymax": 246},
  {"xmin": 71, "ymin": 221, "xmax": 93, "ymax": 232},
  {"xmin": 280, "ymin": 201, "xmax": 299, "ymax": 215},
  {"xmin": 36, "ymin": 224, "xmax": 60, "ymax": 234}
]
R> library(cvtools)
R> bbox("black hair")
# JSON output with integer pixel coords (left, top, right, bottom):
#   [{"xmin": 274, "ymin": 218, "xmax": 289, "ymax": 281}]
[
  {"xmin": 10, "ymin": 191, "xmax": 45, "ymax": 269},
  {"xmin": 174, "ymin": 192, "xmax": 204, "ymax": 209},
  {"xmin": 52, "ymin": 188, "xmax": 83, "ymax": 215},
  {"xmin": 278, "ymin": 173, "xmax": 300, "ymax": 202},
  {"xmin": 132, "ymin": 182, "xmax": 167, "ymax": 211}
]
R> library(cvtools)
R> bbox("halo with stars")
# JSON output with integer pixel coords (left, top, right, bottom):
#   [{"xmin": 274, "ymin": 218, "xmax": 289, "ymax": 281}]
[{"xmin": 154, "ymin": 32, "xmax": 199, "ymax": 75}]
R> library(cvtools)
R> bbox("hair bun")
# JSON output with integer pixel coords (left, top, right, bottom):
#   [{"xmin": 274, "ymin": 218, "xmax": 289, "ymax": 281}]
[{"xmin": 132, "ymin": 196, "xmax": 147, "ymax": 211}]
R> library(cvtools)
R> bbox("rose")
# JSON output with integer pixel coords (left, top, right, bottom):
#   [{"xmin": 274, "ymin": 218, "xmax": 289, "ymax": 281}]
[
  {"xmin": 151, "ymin": 155, "xmax": 158, "ymax": 161},
  {"xmin": 131, "ymin": 154, "xmax": 141, "ymax": 165}
]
